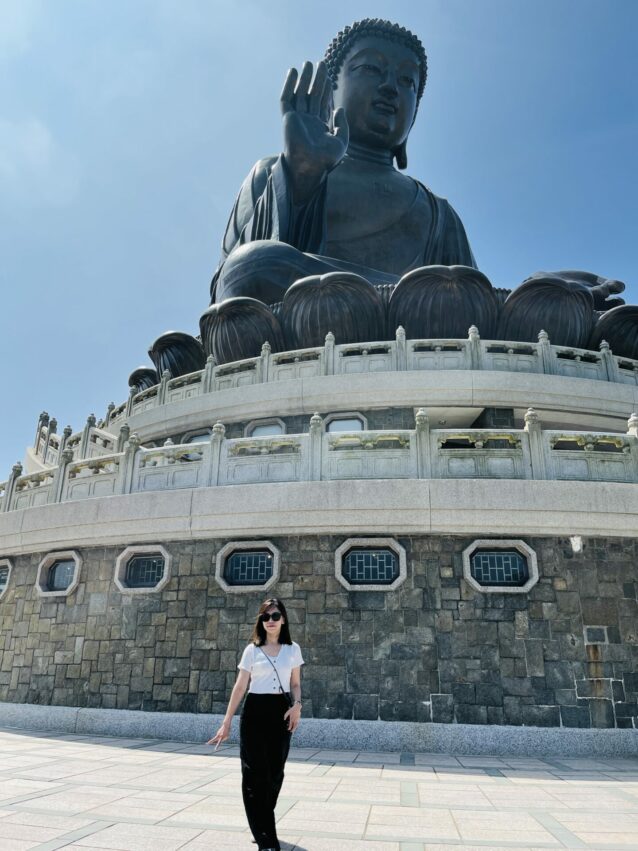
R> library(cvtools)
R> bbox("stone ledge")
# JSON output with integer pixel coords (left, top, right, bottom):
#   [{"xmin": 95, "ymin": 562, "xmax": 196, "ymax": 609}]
[
  {"xmin": 124, "ymin": 370, "xmax": 638, "ymax": 441},
  {"xmin": 0, "ymin": 701, "xmax": 636, "ymax": 757},
  {"xmin": 0, "ymin": 478, "xmax": 637, "ymax": 556}
]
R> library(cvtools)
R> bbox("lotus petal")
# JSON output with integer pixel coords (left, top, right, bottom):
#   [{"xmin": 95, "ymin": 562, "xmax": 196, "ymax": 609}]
[
  {"xmin": 199, "ymin": 297, "xmax": 285, "ymax": 364},
  {"xmin": 498, "ymin": 275, "xmax": 595, "ymax": 347},
  {"xmin": 128, "ymin": 367, "xmax": 159, "ymax": 392},
  {"xmin": 589, "ymin": 305, "xmax": 638, "ymax": 360},
  {"xmin": 388, "ymin": 265, "xmax": 498, "ymax": 339},
  {"xmin": 148, "ymin": 331, "xmax": 206, "ymax": 378},
  {"xmin": 281, "ymin": 272, "xmax": 385, "ymax": 348}
]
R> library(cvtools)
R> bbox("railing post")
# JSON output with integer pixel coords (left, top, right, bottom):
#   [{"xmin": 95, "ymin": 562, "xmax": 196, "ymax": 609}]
[
  {"xmin": 207, "ymin": 422, "xmax": 226, "ymax": 486},
  {"xmin": 323, "ymin": 332, "xmax": 335, "ymax": 375},
  {"xmin": 42, "ymin": 418, "xmax": 57, "ymax": 465},
  {"xmin": 125, "ymin": 387, "xmax": 137, "ymax": 417},
  {"xmin": 1, "ymin": 463, "xmax": 23, "ymax": 512},
  {"xmin": 203, "ymin": 354, "xmax": 216, "ymax": 393},
  {"xmin": 538, "ymin": 330, "xmax": 555, "ymax": 375},
  {"xmin": 60, "ymin": 425, "xmax": 73, "ymax": 453},
  {"xmin": 157, "ymin": 370, "xmax": 171, "ymax": 406},
  {"xmin": 395, "ymin": 326, "xmax": 407, "ymax": 371},
  {"xmin": 105, "ymin": 402, "xmax": 115, "ymax": 426},
  {"xmin": 121, "ymin": 433, "xmax": 141, "ymax": 494},
  {"xmin": 116, "ymin": 423, "xmax": 130, "ymax": 453},
  {"xmin": 35, "ymin": 411, "xmax": 49, "ymax": 447},
  {"xmin": 468, "ymin": 325, "xmax": 481, "ymax": 370},
  {"xmin": 599, "ymin": 340, "xmax": 620, "ymax": 382},
  {"xmin": 50, "ymin": 449, "xmax": 74, "ymax": 504},
  {"xmin": 627, "ymin": 414, "xmax": 638, "ymax": 482},
  {"xmin": 79, "ymin": 414, "xmax": 96, "ymax": 459},
  {"xmin": 259, "ymin": 341, "xmax": 271, "ymax": 383},
  {"xmin": 415, "ymin": 408, "xmax": 431, "ymax": 479},
  {"xmin": 309, "ymin": 413, "xmax": 323, "ymax": 481},
  {"xmin": 524, "ymin": 407, "xmax": 547, "ymax": 479}
]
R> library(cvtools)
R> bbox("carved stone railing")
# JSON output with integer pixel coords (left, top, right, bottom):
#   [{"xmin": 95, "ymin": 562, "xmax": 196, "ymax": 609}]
[
  {"xmin": 100, "ymin": 329, "xmax": 638, "ymax": 431},
  {"xmin": 3, "ymin": 410, "xmax": 637, "ymax": 514},
  {"xmin": 30, "ymin": 415, "xmax": 120, "ymax": 470}
]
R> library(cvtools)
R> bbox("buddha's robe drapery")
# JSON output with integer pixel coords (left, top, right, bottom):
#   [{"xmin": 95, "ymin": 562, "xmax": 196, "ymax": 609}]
[{"xmin": 211, "ymin": 155, "xmax": 476, "ymax": 302}]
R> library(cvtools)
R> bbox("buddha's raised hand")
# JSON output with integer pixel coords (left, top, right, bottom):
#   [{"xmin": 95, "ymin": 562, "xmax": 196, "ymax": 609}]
[{"xmin": 281, "ymin": 60, "xmax": 349, "ymax": 204}]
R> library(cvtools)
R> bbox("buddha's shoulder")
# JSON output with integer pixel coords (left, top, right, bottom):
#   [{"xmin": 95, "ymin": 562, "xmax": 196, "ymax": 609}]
[{"xmin": 251, "ymin": 155, "xmax": 280, "ymax": 175}]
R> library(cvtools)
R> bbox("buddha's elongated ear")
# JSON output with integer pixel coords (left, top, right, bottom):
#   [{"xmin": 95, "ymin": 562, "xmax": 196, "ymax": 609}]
[{"xmin": 393, "ymin": 140, "xmax": 408, "ymax": 170}]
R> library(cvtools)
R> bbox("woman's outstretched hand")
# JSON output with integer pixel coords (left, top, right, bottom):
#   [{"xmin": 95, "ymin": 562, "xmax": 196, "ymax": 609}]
[
  {"xmin": 207, "ymin": 719, "xmax": 231, "ymax": 748},
  {"xmin": 284, "ymin": 704, "xmax": 302, "ymax": 733},
  {"xmin": 281, "ymin": 60, "xmax": 348, "ymax": 203}
]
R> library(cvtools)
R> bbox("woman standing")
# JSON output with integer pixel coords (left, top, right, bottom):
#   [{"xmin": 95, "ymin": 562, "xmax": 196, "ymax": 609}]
[{"xmin": 208, "ymin": 598, "xmax": 303, "ymax": 851}]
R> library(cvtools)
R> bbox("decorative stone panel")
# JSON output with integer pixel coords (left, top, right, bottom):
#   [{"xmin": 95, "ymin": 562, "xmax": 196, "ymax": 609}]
[
  {"xmin": 35, "ymin": 550, "xmax": 82, "ymax": 598},
  {"xmin": 114, "ymin": 544, "xmax": 172, "ymax": 595}
]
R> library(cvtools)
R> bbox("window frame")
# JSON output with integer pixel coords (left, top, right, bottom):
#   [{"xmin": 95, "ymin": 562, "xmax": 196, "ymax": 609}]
[
  {"xmin": 114, "ymin": 544, "xmax": 171, "ymax": 595},
  {"xmin": 244, "ymin": 418, "xmax": 286, "ymax": 438},
  {"xmin": 335, "ymin": 537, "xmax": 407, "ymax": 592},
  {"xmin": 36, "ymin": 550, "xmax": 82, "ymax": 598},
  {"xmin": 462, "ymin": 539, "xmax": 539, "ymax": 594},
  {"xmin": 324, "ymin": 412, "xmax": 368, "ymax": 433},
  {"xmin": 215, "ymin": 540, "xmax": 280, "ymax": 593},
  {"xmin": 0, "ymin": 558, "xmax": 13, "ymax": 600}
]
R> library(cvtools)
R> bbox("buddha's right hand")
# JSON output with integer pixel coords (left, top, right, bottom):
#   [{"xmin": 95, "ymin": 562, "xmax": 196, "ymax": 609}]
[{"xmin": 280, "ymin": 60, "xmax": 349, "ymax": 204}]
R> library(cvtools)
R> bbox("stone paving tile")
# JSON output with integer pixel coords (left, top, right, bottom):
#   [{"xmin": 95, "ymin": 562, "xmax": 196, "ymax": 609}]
[
  {"xmin": 55, "ymin": 821, "xmax": 202, "ymax": 850},
  {"xmin": 1, "ymin": 727, "xmax": 638, "ymax": 849}
]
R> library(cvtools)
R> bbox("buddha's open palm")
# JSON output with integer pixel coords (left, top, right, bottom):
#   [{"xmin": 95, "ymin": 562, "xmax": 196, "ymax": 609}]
[{"xmin": 281, "ymin": 61, "xmax": 348, "ymax": 198}]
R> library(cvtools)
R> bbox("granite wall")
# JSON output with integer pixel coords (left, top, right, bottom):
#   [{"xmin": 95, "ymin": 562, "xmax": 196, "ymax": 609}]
[{"xmin": 0, "ymin": 535, "xmax": 636, "ymax": 728}]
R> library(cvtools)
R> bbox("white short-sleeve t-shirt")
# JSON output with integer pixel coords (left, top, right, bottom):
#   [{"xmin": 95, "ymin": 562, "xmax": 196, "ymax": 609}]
[{"xmin": 238, "ymin": 642, "xmax": 304, "ymax": 695}]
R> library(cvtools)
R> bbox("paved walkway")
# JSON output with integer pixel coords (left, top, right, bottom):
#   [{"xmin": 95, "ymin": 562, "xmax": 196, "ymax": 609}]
[{"xmin": 0, "ymin": 728, "xmax": 637, "ymax": 850}]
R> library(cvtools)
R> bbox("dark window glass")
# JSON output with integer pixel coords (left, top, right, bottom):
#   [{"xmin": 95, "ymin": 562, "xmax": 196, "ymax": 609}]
[
  {"xmin": 0, "ymin": 567, "xmax": 8, "ymax": 594},
  {"xmin": 470, "ymin": 550, "xmax": 529, "ymax": 587},
  {"xmin": 343, "ymin": 548, "xmax": 399, "ymax": 585},
  {"xmin": 126, "ymin": 555, "xmax": 165, "ymax": 588},
  {"xmin": 47, "ymin": 559, "xmax": 76, "ymax": 591},
  {"xmin": 224, "ymin": 550, "xmax": 273, "ymax": 586}
]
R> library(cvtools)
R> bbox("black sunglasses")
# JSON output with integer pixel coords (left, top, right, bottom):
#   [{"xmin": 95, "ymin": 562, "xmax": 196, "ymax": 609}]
[{"xmin": 260, "ymin": 611, "xmax": 282, "ymax": 622}]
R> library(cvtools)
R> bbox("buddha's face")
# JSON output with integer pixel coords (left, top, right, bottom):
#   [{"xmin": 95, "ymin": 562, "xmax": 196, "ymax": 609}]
[{"xmin": 333, "ymin": 35, "xmax": 420, "ymax": 151}]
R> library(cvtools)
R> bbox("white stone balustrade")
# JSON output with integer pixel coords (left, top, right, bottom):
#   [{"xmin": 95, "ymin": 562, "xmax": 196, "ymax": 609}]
[
  {"xmin": 5, "ymin": 411, "xmax": 637, "ymax": 513},
  {"xmin": 96, "ymin": 329, "xmax": 638, "ymax": 431}
]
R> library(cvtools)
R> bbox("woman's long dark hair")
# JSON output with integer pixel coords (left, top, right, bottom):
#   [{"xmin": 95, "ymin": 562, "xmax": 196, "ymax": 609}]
[{"xmin": 250, "ymin": 597, "xmax": 292, "ymax": 646}]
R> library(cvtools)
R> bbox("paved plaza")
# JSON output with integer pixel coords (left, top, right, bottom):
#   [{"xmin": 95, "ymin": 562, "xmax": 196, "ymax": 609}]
[{"xmin": 0, "ymin": 727, "xmax": 636, "ymax": 850}]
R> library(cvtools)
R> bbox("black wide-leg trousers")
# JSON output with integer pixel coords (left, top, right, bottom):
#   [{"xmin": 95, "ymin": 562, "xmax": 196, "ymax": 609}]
[{"xmin": 240, "ymin": 693, "xmax": 292, "ymax": 851}]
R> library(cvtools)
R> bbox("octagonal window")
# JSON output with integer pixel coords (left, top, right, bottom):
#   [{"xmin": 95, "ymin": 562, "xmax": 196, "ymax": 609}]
[
  {"xmin": 343, "ymin": 548, "xmax": 399, "ymax": 586},
  {"xmin": 470, "ymin": 549, "xmax": 529, "ymax": 587},
  {"xmin": 114, "ymin": 545, "xmax": 171, "ymax": 595},
  {"xmin": 462, "ymin": 539, "xmax": 538, "ymax": 594},
  {"xmin": 47, "ymin": 559, "xmax": 76, "ymax": 591},
  {"xmin": 126, "ymin": 554, "xmax": 166, "ymax": 588},
  {"xmin": 0, "ymin": 559, "xmax": 12, "ymax": 600},
  {"xmin": 215, "ymin": 541, "xmax": 280, "ymax": 593},
  {"xmin": 36, "ymin": 550, "xmax": 82, "ymax": 598},
  {"xmin": 225, "ymin": 550, "xmax": 273, "ymax": 586},
  {"xmin": 335, "ymin": 537, "xmax": 407, "ymax": 592}
]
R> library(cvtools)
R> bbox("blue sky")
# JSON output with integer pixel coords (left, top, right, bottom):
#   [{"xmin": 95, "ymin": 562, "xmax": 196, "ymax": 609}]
[{"xmin": 1, "ymin": 0, "xmax": 637, "ymax": 476}]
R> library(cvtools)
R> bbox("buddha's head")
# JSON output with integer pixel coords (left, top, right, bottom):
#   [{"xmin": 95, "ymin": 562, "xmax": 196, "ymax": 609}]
[{"xmin": 324, "ymin": 19, "xmax": 427, "ymax": 168}]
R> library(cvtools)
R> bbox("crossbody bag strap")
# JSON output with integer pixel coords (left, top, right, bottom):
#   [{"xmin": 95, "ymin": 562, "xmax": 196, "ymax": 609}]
[{"xmin": 257, "ymin": 645, "xmax": 288, "ymax": 698}]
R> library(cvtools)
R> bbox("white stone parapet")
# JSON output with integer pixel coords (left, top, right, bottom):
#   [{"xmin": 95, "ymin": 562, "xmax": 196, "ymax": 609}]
[
  {"xmin": 28, "ymin": 331, "xmax": 638, "ymax": 470},
  {"xmin": 4, "ymin": 410, "xmax": 638, "ymax": 514},
  {"xmin": 106, "ymin": 331, "xmax": 638, "ymax": 431}
]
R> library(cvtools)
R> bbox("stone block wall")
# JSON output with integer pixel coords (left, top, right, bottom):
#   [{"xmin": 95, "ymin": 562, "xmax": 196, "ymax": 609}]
[{"xmin": 0, "ymin": 535, "xmax": 636, "ymax": 728}]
